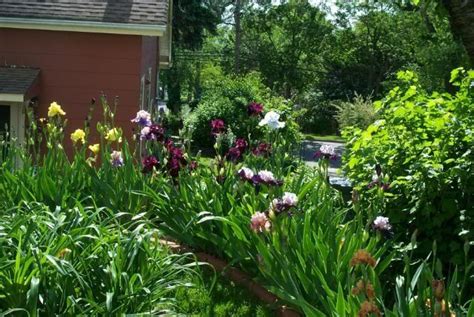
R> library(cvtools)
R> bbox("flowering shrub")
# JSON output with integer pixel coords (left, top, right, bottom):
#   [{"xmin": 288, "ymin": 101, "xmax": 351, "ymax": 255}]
[
  {"xmin": 343, "ymin": 68, "xmax": 474, "ymax": 267},
  {"xmin": 335, "ymin": 94, "xmax": 377, "ymax": 130}
]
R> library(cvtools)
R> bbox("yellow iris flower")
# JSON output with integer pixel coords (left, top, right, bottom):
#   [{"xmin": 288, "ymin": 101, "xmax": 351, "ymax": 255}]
[
  {"xmin": 70, "ymin": 129, "xmax": 86, "ymax": 144},
  {"xmin": 48, "ymin": 102, "xmax": 66, "ymax": 117},
  {"xmin": 105, "ymin": 128, "xmax": 122, "ymax": 143},
  {"xmin": 88, "ymin": 143, "xmax": 100, "ymax": 155}
]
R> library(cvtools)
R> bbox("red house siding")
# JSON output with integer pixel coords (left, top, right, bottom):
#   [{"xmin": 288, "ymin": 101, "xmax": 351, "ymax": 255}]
[
  {"xmin": 0, "ymin": 28, "xmax": 158, "ymax": 152},
  {"xmin": 141, "ymin": 36, "xmax": 159, "ymax": 101}
]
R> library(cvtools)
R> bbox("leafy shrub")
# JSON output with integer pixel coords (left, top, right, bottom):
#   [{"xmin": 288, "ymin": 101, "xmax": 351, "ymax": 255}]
[
  {"xmin": 343, "ymin": 69, "xmax": 474, "ymax": 266},
  {"xmin": 183, "ymin": 72, "xmax": 301, "ymax": 148},
  {"xmin": 335, "ymin": 94, "xmax": 377, "ymax": 130}
]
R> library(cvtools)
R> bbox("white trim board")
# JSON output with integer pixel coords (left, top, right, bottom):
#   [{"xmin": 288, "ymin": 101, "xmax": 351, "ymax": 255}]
[
  {"xmin": 0, "ymin": 93, "xmax": 24, "ymax": 103},
  {"xmin": 0, "ymin": 17, "xmax": 166, "ymax": 36}
]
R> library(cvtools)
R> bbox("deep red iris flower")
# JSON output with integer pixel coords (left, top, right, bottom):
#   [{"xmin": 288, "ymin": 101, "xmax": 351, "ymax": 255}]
[
  {"xmin": 247, "ymin": 102, "xmax": 264, "ymax": 116},
  {"xmin": 142, "ymin": 155, "xmax": 159, "ymax": 173},
  {"xmin": 210, "ymin": 119, "xmax": 225, "ymax": 135}
]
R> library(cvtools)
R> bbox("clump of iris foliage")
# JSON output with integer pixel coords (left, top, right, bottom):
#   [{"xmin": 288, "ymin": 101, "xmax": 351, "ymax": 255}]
[
  {"xmin": 0, "ymin": 69, "xmax": 473, "ymax": 316},
  {"xmin": 0, "ymin": 201, "xmax": 199, "ymax": 315},
  {"xmin": 0, "ymin": 99, "xmax": 201, "ymax": 316}
]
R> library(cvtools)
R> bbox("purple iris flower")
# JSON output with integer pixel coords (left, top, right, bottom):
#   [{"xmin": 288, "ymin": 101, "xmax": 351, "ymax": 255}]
[{"xmin": 131, "ymin": 110, "xmax": 152, "ymax": 127}]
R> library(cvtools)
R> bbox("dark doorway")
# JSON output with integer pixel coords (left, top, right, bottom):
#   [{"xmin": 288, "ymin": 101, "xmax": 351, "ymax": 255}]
[
  {"xmin": 0, "ymin": 105, "xmax": 10, "ymax": 140},
  {"xmin": 0, "ymin": 105, "xmax": 10, "ymax": 160}
]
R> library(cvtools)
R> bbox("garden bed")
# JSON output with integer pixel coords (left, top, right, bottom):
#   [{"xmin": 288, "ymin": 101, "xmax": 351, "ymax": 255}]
[{"xmin": 1, "ymin": 83, "xmax": 472, "ymax": 316}]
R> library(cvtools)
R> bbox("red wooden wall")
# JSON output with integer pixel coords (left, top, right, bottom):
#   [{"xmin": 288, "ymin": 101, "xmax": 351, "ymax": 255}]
[
  {"xmin": 141, "ymin": 36, "xmax": 159, "ymax": 101},
  {"xmin": 0, "ymin": 28, "xmax": 158, "ymax": 152}
]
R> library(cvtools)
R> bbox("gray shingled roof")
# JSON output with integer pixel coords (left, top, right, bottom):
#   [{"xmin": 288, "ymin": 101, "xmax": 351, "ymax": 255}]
[
  {"xmin": 0, "ymin": 67, "xmax": 40, "ymax": 94},
  {"xmin": 0, "ymin": 1, "xmax": 169, "ymax": 26}
]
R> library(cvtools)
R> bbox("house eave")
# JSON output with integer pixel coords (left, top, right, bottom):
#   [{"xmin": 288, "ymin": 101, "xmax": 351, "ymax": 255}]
[{"xmin": 0, "ymin": 17, "xmax": 166, "ymax": 36}]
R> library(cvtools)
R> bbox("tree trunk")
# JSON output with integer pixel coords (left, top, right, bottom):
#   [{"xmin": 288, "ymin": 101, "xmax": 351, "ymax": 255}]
[
  {"xmin": 234, "ymin": 0, "xmax": 242, "ymax": 74},
  {"xmin": 443, "ymin": 0, "xmax": 474, "ymax": 65},
  {"xmin": 194, "ymin": 60, "xmax": 202, "ymax": 101}
]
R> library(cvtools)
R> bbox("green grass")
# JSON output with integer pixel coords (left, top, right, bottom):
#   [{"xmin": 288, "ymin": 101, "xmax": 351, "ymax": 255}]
[
  {"xmin": 175, "ymin": 270, "xmax": 273, "ymax": 317},
  {"xmin": 303, "ymin": 133, "xmax": 344, "ymax": 142}
]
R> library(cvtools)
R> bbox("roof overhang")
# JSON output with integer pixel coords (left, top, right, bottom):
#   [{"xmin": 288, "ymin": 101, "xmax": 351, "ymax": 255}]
[
  {"xmin": 0, "ymin": 67, "xmax": 41, "ymax": 103},
  {"xmin": 0, "ymin": 17, "xmax": 166, "ymax": 36}
]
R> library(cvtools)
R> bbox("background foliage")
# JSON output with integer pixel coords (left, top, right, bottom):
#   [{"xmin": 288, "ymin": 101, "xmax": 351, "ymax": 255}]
[{"xmin": 163, "ymin": 0, "xmax": 469, "ymax": 136}]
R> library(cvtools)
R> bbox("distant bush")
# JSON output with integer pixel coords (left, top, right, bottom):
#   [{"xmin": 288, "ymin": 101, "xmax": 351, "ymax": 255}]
[
  {"xmin": 162, "ymin": 110, "xmax": 183, "ymax": 135},
  {"xmin": 294, "ymin": 91, "xmax": 338, "ymax": 135},
  {"xmin": 343, "ymin": 69, "xmax": 474, "ymax": 266},
  {"xmin": 161, "ymin": 105, "xmax": 194, "ymax": 136},
  {"xmin": 183, "ymin": 72, "xmax": 301, "ymax": 148},
  {"xmin": 335, "ymin": 94, "xmax": 377, "ymax": 130}
]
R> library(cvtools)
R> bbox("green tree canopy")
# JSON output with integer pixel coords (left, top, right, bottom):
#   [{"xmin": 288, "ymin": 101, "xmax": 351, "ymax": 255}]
[{"xmin": 240, "ymin": 0, "xmax": 333, "ymax": 98}]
